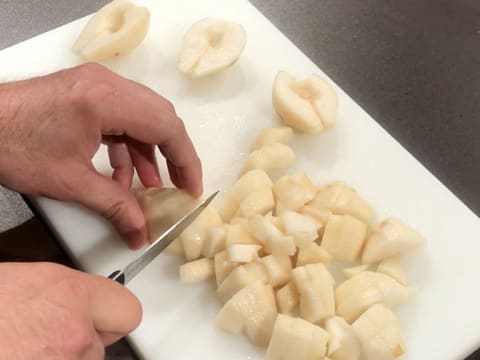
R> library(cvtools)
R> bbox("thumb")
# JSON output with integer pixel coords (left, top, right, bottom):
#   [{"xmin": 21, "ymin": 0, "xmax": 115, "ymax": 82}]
[{"xmin": 70, "ymin": 168, "xmax": 147, "ymax": 249}]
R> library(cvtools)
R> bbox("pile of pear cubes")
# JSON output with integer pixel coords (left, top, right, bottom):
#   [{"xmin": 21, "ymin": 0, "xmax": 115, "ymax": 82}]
[
  {"xmin": 140, "ymin": 125, "xmax": 424, "ymax": 360},
  {"xmin": 77, "ymin": 0, "xmax": 422, "ymax": 356}
]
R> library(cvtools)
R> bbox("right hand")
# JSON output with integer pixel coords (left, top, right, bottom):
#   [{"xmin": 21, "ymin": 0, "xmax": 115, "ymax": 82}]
[{"xmin": 0, "ymin": 262, "xmax": 142, "ymax": 359}]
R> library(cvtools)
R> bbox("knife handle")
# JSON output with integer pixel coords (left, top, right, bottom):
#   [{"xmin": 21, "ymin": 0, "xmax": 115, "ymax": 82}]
[{"xmin": 108, "ymin": 270, "xmax": 125, "ymax": 285}]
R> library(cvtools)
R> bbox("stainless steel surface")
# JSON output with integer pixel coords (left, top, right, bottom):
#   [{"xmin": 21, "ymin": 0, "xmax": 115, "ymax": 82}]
[{"xmin": 110, "ymin": 191, "xmax": 218, "ymax": 285}]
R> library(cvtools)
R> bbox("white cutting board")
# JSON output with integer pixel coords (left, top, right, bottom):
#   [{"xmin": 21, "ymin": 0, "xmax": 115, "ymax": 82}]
[{"xmin": 0, "ymin": 0, "xmax": 479, "ymax": 359}]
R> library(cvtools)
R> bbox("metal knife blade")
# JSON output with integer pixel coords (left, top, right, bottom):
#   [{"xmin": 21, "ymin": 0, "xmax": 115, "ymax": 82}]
[{"xmin": 108, "ymin": 191, "xmax": 219, "ymax": 285}]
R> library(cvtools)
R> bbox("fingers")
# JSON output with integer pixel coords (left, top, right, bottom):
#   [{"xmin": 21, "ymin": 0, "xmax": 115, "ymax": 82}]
[
  {"xmin": 79, "ymin": 330, "xmax": 105, "ymax": 360},
  {"xmin": 127, "ymin": 141, "xmax": 162, "ymax": 188},
  {"xmin": 85, "ymin": 71, "xmax": 203, "ymax": 197},
  {"xmin": 69, "ymin": 167, "xmax": 147, "ymax": 249},
  {"xmin": 79, "ymin": 273, "xmax": 142, "ymax": 346},
  {"xmin": 166, "ymin": 159, "xmax": 182, "ymax": 189},
  {"xmin": 108, "ymin": 143, "xmax": 133, "ymax": 189},
  {"xmin": 159, "ymin": 130, "xmax": 203, "ymax": 197}
]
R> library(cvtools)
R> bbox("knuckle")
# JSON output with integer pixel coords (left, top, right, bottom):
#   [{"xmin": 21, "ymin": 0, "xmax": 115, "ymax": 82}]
[
  {"xmin": 75, "ymin": 62, "xmax": 108, "ymax": 77},
  {"xmin": 101, "ymin": 199, "xmax": 130, "ymax": 229},
  {"xmin": 68, "ymin": 64, "xmax": 116, "ymax": 112}
]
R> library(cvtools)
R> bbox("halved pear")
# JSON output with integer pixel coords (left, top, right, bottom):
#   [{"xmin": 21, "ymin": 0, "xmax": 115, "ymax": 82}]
[
  {"xmin": 73, "ymin": 0, "xmax": 150, "ymax": 61},
  {"xmin": 178, "ymin": 17, "xmax": 246, "ymax": 78},
  {"xmin": 136, "ymin": 187, "xmax": 198, "ymax": 244},
  {"xmin": 272, "ymin": 71, "xmax": 338, "ymax": 133}
]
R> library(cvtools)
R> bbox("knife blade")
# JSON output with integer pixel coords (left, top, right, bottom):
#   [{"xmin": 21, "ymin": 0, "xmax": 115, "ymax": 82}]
[{"xmin": 108, "ymin": 191, "xmax": 219, "ymax": 285}]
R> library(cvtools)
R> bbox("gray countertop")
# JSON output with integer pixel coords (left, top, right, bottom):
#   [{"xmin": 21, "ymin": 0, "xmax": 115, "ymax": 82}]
[{"xmin": 0, "ymin": 0, "xmax": 479, "ymax": 359}]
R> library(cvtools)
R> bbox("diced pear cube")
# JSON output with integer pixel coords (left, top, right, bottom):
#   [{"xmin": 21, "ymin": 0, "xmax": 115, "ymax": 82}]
[
  {"xmin": 248, "ymin": 215, "xmax": 296, "ymax": 256},
  {"xmin": 235, "ymin": 188, "xmax": 275, "ymax": 218},
  {"xmin": 352, "ymin": 304, "xmax": 406, "ymax": 359},
  {"xmin": 240, "ymin": 142, "xmax": 295, "ymax": 175},
  {"xmin": 321, "ymin": 214, "xmax": 367, "ymax": 262},
  {"xmin": 281, "ymin": 210, "xmax": 320, "ymax": 248},
  {"xmin": 335, "ymin": 271, "xmax": 414, "ymax": 323},
  {"xmin": 217, "ymin": 262, "xmax": 269, "ymax": 303},
  {"xmin": 300, "ymin": 205, "xmax": 332, "ymax": 224},
  {"xmin": 225, "ymin": 223, "xmax": 261, "ymax": 247},
  {"xmin": 261, "ymin": 255, "xmax": 292, "ymax": 288},
  {"xmin": 73, "ymin": 0, "xmax": 150, "ymax": 62},
  {"xmin": 220, "ymin": 169, "xmax": 273, "ymax": 222},
  {"xmin": 325, "ymin": 316, "xmax": 361, "ymax": 360},
  {"xmin": 230, "ymin": 217, "xmax": 248, "ymax": 225},
  {"xmin": 309, "ymin": 182, "xmax": 375, "ymax": 224},
  {"xmin": 296, "ymin": 242, "xmax": 332, "ymax": 267},
  {"xmin": 214, "ymin": 250, "xmax": 239, "ymax": 286},
  {"xmin": 215, "ymin": 280, "xmax": 277, "ymax": 347},
  {"xmin": 377, "ymin": 256, "xmax": 407, "ymax": 285},
  {"xmin": 342, "ymin": 264, "xmax": 370, "ymax": 279},
  {"xmin": 292, "ymin": 263, "xmax": 335, "ymax": 323},
  {"xmin": 265, "ymin": 314, "xmax": 329, "ymax": 360},
  {"xmin": 250, "ymin": 126, "xmax": 294, "ymax": 151},
  {"xmin": 179, "ymin": 258, "xmax": 214, "ymax": 283},
  {"xmin": 202, "ymin": 225, "xmax": 227, "ymax": 258},
  {"xmin": 276, "ymin": 281, "xmax": 299, "ymax": 315},
  {"xmin": 273, "ymin": 173, "xmax": 318, "ymax": 214},
  {"xmin": 362, "ymin": 217, "xmax": 425, "ymax": 264},
  {"xmin": 227, "ymin": 244, "xmax": 262, "ymax": 263},
  {"xmin": 179, "ymin": 205, "xmax": 222, "ymax": 261},
  {"xmin": 165, "ymin": 238, "xmax": 184, "ymax": 256}
]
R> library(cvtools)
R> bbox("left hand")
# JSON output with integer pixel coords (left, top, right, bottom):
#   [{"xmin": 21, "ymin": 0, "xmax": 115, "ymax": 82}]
[{"xmin": 0, "ymin": 63, "xmax": 203, "ymax": 249}]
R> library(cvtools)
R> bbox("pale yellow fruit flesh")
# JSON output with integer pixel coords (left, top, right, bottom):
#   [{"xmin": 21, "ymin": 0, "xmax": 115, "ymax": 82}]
[
  {"xmin": 215, "ymin": 280, "xmax": 277, "ymax": 347},
  {"xmin": 179, "ymin": 258, "xmax": 214, "ymax": 283},
  {"xmin": 73, "ymin": 0, "xmax": 150, "ymax": 61},
  {"xmin": 352, "ymin": 304, "xmax": 406, "ymax": 359},
  {"xmin": 320, "ymin": 214, "xmax": 367, "ymax": 262},
  {"xmin": 272, "ymin": 71, "xmax": 338, "ymax": 133},
  {"xmin": 335, "ymin": 271, "xmax": 414, "ymax": 323}
]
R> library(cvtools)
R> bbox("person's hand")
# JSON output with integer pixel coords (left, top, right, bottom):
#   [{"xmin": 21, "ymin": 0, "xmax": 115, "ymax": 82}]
[
  {"xmin": 0, "ymin": 262, "xmax": 142, "ymax": 359},
  {"xmin": 0, "ymin": 63, "xmax": 203, "ymax": 249}
]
